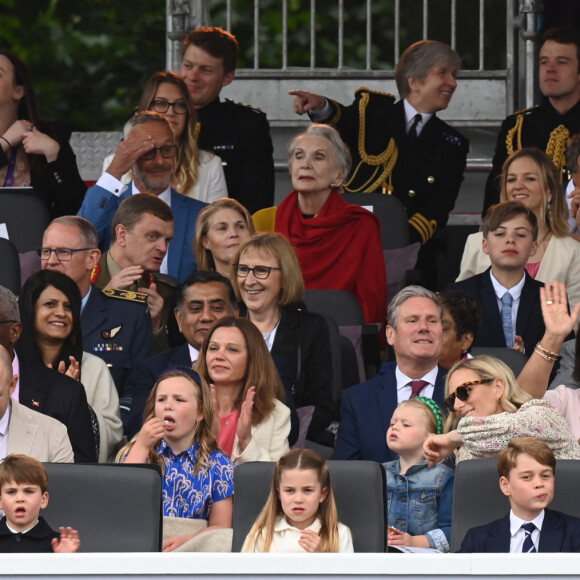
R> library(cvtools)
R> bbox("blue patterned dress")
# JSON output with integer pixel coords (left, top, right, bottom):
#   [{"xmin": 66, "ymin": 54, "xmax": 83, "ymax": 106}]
[{"xmin": 158, "ymin": 440, "xmax": 235, "ymax": 519}]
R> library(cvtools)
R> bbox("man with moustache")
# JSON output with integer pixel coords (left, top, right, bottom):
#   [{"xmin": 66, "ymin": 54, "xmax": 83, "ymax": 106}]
[
  {"xmin": 78, "ymin": 112, "xmax": 206, "ymax": 282},
  {"xmin": 334, "ymin": 286, "xmax": 446, "ymax": 463}
]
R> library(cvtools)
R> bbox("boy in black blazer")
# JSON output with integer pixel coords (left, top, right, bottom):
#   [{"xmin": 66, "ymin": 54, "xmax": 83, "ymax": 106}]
[{"xmin": 460, "ymin": 437, "xmax": 580, "ymax": 552}]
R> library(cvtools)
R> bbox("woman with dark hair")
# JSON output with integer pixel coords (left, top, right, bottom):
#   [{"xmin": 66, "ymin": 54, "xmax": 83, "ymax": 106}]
[
  {"xmin": 0, "ymin": 51, "xmax": 86, "ymax": 216},
  {"xmin": 18, "ymin": 270, "xmax": 123, "ymax": 462},
  {"xmin": 437, "ymin": 290, "xmax": 481, "ymax": 370},
  {"xmin": 253, "ymin": 124, "xmax": 387, "ymax": 324},
  {"xmin": 195, "ymin": 316, "xmax": 290, "ymax": 464},
  {"xmin": 103, "ymin": 71, "xmax": 226, "ymax": 202}
]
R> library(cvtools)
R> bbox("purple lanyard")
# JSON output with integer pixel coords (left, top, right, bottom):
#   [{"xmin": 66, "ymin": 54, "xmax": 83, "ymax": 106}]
[{"xmin": 3, "ymin": 146, "xmax": 18, "ymax": 187}]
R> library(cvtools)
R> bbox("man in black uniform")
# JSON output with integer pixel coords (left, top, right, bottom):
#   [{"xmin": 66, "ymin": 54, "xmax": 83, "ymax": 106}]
[
  {"xmin": 180, "ymin": 27, "xmax": 275, "ymax": 214},
  {"xmin": 291, "ymin": 41, "xmax": 468, "ymax": 287},
  {"xmin": 41, "ymin": 216, "xmax": 154, "ymax": 399},
  {"xmin": 484, "ymin": 27, "xmax": 580, "ymax": 213}
]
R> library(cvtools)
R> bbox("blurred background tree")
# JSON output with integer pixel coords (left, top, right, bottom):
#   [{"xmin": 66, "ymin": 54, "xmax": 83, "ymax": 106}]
[{"xmin": 0, "ymin": 0, "xmax": 507, "ymax": 130}]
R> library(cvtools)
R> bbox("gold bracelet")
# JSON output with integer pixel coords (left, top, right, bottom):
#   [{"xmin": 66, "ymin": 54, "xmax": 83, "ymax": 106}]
[
  {"xmin": 536, "ymin": 342, "xmax": 560, "ymax": 358},
  {"xmin": 534, "ymin": 346, "xmax": 558, "ymax": 362}
]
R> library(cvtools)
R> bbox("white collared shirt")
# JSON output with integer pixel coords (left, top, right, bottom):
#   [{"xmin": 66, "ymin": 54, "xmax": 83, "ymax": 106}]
[
  {"xmin": 403, "ymin": 99, "xmax": 433, "ymax": 137},
  {"xmin": 187, "ymin": 344, "xmax": 199, "ymax": 366},
  {"xmin": 489, "ymin": 270, "xmax": 525, "ymax": 334},
  {"xmin": 566, "ymin": 179, "xmax": 579, "ymax": 235},
  {"xmin": 395, "ymin": 365, "xmax": 438, "ymax": 404},
  {"xmin": 509, "ymin": 509, "xmax": 544, "ymax": 553},
  {"xmin": 0, "ymin": 400, "xmax": 11, "ymax": 462}
]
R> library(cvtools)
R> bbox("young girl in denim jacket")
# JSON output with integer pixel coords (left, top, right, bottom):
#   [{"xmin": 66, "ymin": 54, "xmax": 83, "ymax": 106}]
[{"xmin": 384, "ymin": 397, "xmax": 454, "ymax": 552}]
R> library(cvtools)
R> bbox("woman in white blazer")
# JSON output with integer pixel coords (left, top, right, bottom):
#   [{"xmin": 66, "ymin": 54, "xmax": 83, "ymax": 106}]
[
  {"xmin": 458, "ymin": 148, "xmax": 580, "ymax": 310},
  {"xmin": 196, "ymin": 317, "xmax": 290, "ymax": 464}
]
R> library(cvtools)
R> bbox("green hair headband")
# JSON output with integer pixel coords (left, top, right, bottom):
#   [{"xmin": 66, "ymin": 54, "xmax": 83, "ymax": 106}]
[{"xmin": 413, "ymin": 396, "xmax": 444, "ymax": 434}]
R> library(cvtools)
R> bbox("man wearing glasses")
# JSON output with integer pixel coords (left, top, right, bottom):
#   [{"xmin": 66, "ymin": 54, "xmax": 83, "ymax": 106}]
[
  {"xmin": 40, "ymin": 216, "xmax": 154, "ymax": 399},
  {"xmin": 334, "ymin": 285, "xmax": 446, "ymax": 463},
  {"xmin": 78, "ymin": 112, "xmax": 206, "ymax": 282}
]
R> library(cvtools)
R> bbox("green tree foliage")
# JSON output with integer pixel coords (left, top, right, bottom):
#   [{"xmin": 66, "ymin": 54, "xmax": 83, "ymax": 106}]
[{"xmin": 0, "ymin": 0, "xmax": 165, "ymax": 130}]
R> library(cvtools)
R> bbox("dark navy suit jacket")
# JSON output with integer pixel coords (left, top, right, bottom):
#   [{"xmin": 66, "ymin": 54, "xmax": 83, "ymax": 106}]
[
  {"xmin": 450, "ymin": 268, "xmax": 545, "ymax": 356},
  {"xmin": 81, "ymin": 287, "xmax": 154, "ymax": 398},
  {"xmin": 334, "ymin": 361, "xmax": 446, "ymax": 462},
  {"xmin": 459, "ymin": 509, "xmax": 580, "ymax": 552},
  {"xmin": 77, "ymin": 182, "xmax": 206, "ymax": 281}
]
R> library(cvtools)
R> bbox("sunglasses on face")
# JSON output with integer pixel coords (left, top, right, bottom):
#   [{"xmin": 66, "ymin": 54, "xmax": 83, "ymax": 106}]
[{"xmin": 445, "ymin": 378, "xmax": 494, "ymax": 412}]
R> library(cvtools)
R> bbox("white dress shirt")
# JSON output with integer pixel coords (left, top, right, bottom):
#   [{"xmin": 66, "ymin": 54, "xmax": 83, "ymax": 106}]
[
  {"xmin": 395, "ymin": 365, "xmax": 438, "ymax": 404},
  {"xmin": 509, "ymin": 509, "xmax": 544, "ymax": 553}
]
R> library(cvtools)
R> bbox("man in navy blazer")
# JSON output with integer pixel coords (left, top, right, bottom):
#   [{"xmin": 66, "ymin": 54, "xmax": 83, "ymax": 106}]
[
  {"xmin": 451, "ymin": 268, "xmax": 545, "ymax": 356},
  {"xmin": 334, "ymin": 286, "xmax": 446, "ymax": 462},
  {"xmin": 451, "ymin": 202, "xmax": 546, "ymax": 355},
  {"xmin": 77, "ymin": 112, "xmax": 206, "ymax": 282},
  {"xmin": 460, "ymin": 437, "xmax": 580, "ymax": 552}
]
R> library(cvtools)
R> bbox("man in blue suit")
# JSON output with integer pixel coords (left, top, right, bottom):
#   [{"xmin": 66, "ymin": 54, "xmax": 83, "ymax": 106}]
[
  {"xmin": 460, "ymin": 437, "xmax": 580, "ymax": 552},
  {"xmin": 77, "ymin": 111, "xmax": 206, "ymax": 282},
  {"xmin": 334, "ymin": 286, "xmax": 446, "ymax": 462}
]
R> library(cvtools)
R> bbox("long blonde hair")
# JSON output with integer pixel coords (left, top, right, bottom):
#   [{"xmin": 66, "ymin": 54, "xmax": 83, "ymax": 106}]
[
  {"xmin": 116, "ymin": 368, "xmax": 218, "ymax": 474},
  {"xmin": 444, "ymin": 355, "xmax": 532, "ymax": 432},
  {"xmin": 242, "ymin": 449, "xmax": 341, "ymax": 552},
  {"xmin": 137, "ymin": 71, "xmax": 200, "ymax": 196}
]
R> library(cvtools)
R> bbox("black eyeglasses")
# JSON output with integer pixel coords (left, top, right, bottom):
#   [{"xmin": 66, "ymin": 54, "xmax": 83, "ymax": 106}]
[
  {"xmin": 445, "ymin": 378, "xmax": 494, "ymax": 412},
  {"xmin": 234, "ymin": 265, "xmax": 281, "ymax": 279},
  {"xmin": 140, "ymin": 145, "xmax": 178, "ymax": 161},
  {"xmin": 37, "ymin": 247, "xmax": 95, "ymax": 261},
  {"xmin": 150, "ymin": 99, "xmax": 188, "ymax": 115}
]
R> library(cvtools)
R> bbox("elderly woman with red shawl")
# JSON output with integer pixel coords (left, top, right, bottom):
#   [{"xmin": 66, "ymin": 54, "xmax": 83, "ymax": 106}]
[{"xmin": 253, "ymin": 124, "xmax": 387, "ymax": 324}]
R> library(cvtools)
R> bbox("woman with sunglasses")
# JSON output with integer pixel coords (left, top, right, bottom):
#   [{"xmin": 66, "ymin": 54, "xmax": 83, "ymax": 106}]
[
  {"xmin": 103, "ymin": 71, "xmax": 226, "ymax": 203},
  {"xmin": 423, "ymin": 355, "xmax": 580, "ymax": 466},
  {"xmin": 232, "ymin": 233, "xmax": 335, "ymax": 446}
]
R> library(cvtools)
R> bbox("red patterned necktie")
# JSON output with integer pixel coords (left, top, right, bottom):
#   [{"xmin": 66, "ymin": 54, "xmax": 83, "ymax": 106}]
[{"xmin": 409, "ymin": 380, "xmax": 428, "ymax": 398}]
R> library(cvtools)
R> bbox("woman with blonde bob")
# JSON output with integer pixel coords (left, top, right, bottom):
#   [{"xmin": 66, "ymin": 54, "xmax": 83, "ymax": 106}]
[
  {"xmin": 242, "ymin": 449, "xmax": 353, "ymax": 552},
  {"xmin": 232, "ymin": 233, "xmax": 335, "ymax": 446},
  {"xmin": 103, "ymin": 71, "xmax": 226, "ymax": 202},
  {"xmin": 195, "ymin": 316, "xmax": 290, "ymax": 463},
  {"xmin": 194, "ymin": 198, "xmax": 255, "ymax": 279},
  {"xmin": 457, "ymin": 148, "xmax": 580, "ymax": 310},
  {"xmin": 118, "ymin": 367, "xmax": 234, "ymax": 552},
  {"xmin": 423, "ymin": 355, "xmax": 580, "ymax": 466}
]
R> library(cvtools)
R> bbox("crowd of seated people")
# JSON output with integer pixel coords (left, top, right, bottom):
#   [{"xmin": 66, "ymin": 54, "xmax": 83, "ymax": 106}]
[{"xmin": 6, "ymin": 24, "xmax": 580, "ymax": 556}]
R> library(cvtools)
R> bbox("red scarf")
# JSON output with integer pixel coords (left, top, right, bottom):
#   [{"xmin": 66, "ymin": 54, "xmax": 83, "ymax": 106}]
[{"xmin": 275, "ymin": 190, "xmax": 387, "ymax": 323}]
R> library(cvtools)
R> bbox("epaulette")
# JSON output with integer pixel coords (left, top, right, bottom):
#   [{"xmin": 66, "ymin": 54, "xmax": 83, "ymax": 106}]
[
  {"xmin": 224, "ymin": 98, "xmax": 265, "ymax": 114},
  {"xmin": 101, "ymin": 288, "xmax": 148, "ymax": 304},
  {"xmin": 153, "ymin": 274, "xmax": 178, "ymax": 289},
  {"xmin": 354, "ymin": 87, "xmax": 396, "ymax": 101},
  {"xmin": 508, "ymin": 105, "xmax": 538, "ymax": 118}
]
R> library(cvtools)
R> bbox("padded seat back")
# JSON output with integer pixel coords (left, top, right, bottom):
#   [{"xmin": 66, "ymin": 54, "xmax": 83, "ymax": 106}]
[
  {"xmin": 43, "ymin": 463, "xmax": 162, "ymax": 552},
  {"xmin": 232, "ymin": 460, "xmax": 386, "ymax": 552}
]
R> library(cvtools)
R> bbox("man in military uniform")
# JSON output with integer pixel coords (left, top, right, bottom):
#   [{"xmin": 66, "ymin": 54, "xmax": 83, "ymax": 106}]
[
  {"xmin": 40, "ymin": 216, "xmax": 153, "ymax": 400},
  {"xmin": 484, "ymin": 27, "xmax": 580, "ymax": 213},
  {"xmin": 291, "ymin": 40, "xmax": 468, "ymax": 248},
  {"xmin": 93, "ymin": 195, "xmax": 178, "ymax": 352},
  {"xmin": 180, "ymin": 27, "xmax": 275, "ymax": 214}
]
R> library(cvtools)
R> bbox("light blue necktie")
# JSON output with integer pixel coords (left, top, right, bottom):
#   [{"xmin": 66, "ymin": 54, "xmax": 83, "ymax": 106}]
[{"xmin": 501, "ymin": 292, "xmax": 514, "ymax": 348}]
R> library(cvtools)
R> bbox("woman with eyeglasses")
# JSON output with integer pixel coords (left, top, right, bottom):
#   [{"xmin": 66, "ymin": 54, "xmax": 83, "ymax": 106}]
[
  {"xmin": 232, "ymin": 233, "xmax": 335, "ymax": 446},
  {"xmin": 103, "ymin": 71, "xmax": 226, "ymax": 203},
  {"xmin": 17, "ymin": 270, "xmax": 123, "ymax": 463},
  {"xmin": 422, "ymin": 354, "xmax": 580, "ymax": 466},
  {"xmin": 252, "ymin": 124, "xmax": 387, "ymax": 324},
  {"xmin": 195, "ymin": 316, "xmax": 290, "ymax": 464},
  {"xmin": 0, "ymin": 51, "xmax": 86, "ymax": 217}
]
